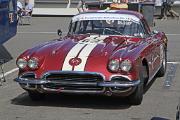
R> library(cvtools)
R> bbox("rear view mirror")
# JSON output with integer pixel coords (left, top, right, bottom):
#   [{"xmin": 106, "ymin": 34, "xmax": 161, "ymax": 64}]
[{"xmin": 57, "ymin": 29, "xmax": 62, "ymax": 36}]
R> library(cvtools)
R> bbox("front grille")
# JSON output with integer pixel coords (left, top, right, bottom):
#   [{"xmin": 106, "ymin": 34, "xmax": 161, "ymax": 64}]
[
  {"xmin": 43, "ymin": 72, "xmax": 104, "ymax": 91},
  {"xmin": 45, "ymin": 72, "xmax": 103, "ymax": 82}
]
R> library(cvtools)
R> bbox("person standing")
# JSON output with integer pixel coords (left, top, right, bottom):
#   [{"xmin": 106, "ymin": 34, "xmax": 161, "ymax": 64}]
[
  {"xmin": 160, "ymin": 0, "xmax": 168, "ymax": 20},
  {"xmin": 160, "ymin": 0, "xmax": 179, "ymax": 20},
  {"xmin": 77, "ymin": 0, "xmax": 87, "ymax": 13},
  {"xmin": 17, "ymin": 0, "xmax": 23, "ymax": 12},
  {"xmin": 24, "ymin": 0, "xmax": 33, "ymax": 16},
  {"xmin": 17, "ymin": 0, "xmax": 23, "ymax": 21}
]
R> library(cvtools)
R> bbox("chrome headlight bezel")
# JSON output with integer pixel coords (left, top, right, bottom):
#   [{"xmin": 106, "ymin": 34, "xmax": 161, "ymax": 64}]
[
  {"xmin": 28, "ymin": 57, "xmax": 39, "ymax": 69},
  {"xmin": 108, "ymin": 59, "xmax": 120, "ymax": 72},
  {"xmin": 120, "ymin": 59, "xmax": 132, "ymax": 72},
  {"xmin": 17, "ymin": 58, "xmax": 27, "ymax": 69}
]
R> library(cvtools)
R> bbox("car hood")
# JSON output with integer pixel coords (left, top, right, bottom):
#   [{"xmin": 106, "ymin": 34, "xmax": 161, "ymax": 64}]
[{"xmin": 19, "ymin": 35, "xmax": 143, "ymax": 77}]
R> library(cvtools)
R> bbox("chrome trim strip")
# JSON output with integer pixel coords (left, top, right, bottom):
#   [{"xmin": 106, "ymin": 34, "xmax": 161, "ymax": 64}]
[
  {"xmin": 41, "ymin": 86, "xmax": 105, "ymax": 94},
  {"xmin": 109, "ymin": 74, "xmax": 132, "ymax": 81},
  {"xmin": 19, "ymin": 72, "xmax": 37, "ymax": 79},
  {"xmin": 16, "ymin": 71, "xmax": 139, "ymax": 94},
  {"xmin": 15, "ymin": 78, "xmax": 49, "ymax": 84},
  {"xmin": 15, "ymin": 77, "xmax": 140, "ymax": 88},
  {"xmin": 98, "ymin": 80, "xmax": 140, "ymax": 87}
]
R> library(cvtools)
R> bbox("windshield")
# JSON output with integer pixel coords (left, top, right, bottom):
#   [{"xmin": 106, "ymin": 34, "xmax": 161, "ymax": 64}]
[{"xmin": 69, "ymin": 20, "xmax": 145, "ymax": 37}]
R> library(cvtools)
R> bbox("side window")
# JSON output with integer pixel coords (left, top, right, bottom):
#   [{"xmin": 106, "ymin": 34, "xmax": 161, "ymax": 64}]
[
  {"xmin": 69, "ymin": 22, "xmax": 75, "ymax": 34},
  {"xmin": 86, "ymin": 21, "xmax": 92, "ymax": 31},
  {"xmin": 141, "ymin": 20, "xmax": 150, "ymax": 35},
  {"xmin": 130, "ymin": 22, "xmax": 146, "ymax": 37},
  {"xmin": 8, "ymin": 0, "xmax": 14, "ymax": 11},
  {"xmin": 138, "ymin": 24, "xmax": 145, "ymax": 34},
  {"xmin": 74, "ymin": 21, "xmax": 81, "ymax": 34}
]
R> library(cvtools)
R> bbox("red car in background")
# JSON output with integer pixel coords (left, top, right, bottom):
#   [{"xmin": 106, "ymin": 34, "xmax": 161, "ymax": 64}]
[{"xmin": 15, "ymin": 10, "xmax": 168, "ymax": 105}]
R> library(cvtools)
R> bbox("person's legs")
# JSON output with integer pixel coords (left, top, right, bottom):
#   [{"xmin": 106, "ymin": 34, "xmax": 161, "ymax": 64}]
[
  {"xmin": 167, "ymin": 5, "xmax": 174, "ymax": 18},
  {"xmin": 169, "ymin": 9, "xmax": 179, "ymax": 17},
  {"xmin": 167, "ymin": 4, "xmax": 179, "ymax": 20},
  {"xmin": 160, "ymin": 4, "xmax": 164, "ymax": 19},
  {"xmin": 161, "ymin": 2, "xmax": 168, "ymax": 20}
]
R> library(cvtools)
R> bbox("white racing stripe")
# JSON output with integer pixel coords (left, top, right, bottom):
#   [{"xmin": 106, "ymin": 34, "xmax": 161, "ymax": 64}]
[
  {"xmin": 62, "ymin": 44, "xmax": 86, "ymax": 71},
  {"xmin": 62, "ymin": 36, "xmax": 105, "ymax": 71},
  {"xmin": 74, "ymin": 44, "xmax": 97, "ymax": 71}
]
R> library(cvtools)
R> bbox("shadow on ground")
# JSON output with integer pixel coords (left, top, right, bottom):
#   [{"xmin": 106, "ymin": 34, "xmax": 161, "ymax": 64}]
[
  {"xmin": 11, "ymin": 67, "xmax": 160, "ymax": 109},
  {"xmin": 11, "ymin": 78, "xmax": 157, "ymax": 110},
  {"xmin": 11, "ymin": 92, "xmax": 132, "ymax": 109},
  {"xmin": 151, "ymin": 117, "xmax": 170, "ymax": 120},
  {"xmin": 11, "ymin": 76, "xmax": 159, "ymax": 109}
]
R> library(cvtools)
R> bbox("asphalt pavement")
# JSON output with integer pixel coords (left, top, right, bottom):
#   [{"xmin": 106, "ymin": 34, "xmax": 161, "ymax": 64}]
[{"xmin": 0, "ymin": 17, "xmax": 180, "ymax": 120}]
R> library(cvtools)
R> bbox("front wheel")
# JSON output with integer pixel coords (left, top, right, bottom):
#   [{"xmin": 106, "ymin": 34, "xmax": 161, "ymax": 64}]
[
  {"xmin": 128, "ymin": 68, "xmax": 144, "ymax": 105},
  {"xmin": 128, "ymin": 82, "xmax": 144, "ymax": 105},
  {"xmin": 28, "ymin": 91, "xmax": 45, "ymax": 101}
]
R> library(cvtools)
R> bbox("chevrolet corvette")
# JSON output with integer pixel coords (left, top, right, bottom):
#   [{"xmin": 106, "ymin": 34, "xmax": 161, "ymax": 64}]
[{"xmin": 15, "ymin": 10, "xmax": 168, "ymax": 105}]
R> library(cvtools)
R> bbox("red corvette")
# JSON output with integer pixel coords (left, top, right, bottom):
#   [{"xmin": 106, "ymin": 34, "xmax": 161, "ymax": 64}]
[{"xmin": 15, "ymin": 10, "xmax": 168, "ymax": 105}]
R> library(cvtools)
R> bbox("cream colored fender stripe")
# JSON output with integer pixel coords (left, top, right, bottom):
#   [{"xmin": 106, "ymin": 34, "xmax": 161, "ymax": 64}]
[
  {"xmin": 74, "ymin": 44, "xmax": 97, "ymax": 71},
  {"xmin": 62, "ymin": 44, "xmax": 86, "ymax": 71}
]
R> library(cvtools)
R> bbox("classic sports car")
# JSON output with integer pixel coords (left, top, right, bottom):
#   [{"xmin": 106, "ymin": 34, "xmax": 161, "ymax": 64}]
[{"xmin": 15, "ymin": 10, "xmax": 168, "ymax": 105}]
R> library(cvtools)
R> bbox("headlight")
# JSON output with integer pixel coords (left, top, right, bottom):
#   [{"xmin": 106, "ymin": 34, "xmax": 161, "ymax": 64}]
[
  {"xmin": 120, "ymin": 60, "xmax": 132, "ymax": 72},
  {"xmin": 17, "ymin": 58, "xmax": 27, "ymax": 69},
  {"xmin": 108, "ymin": 59, "xmax": 120, "ymax": 72},
  {"xmin": 28, "ymin": 58, "xmax": 39, "ymax": 69}
]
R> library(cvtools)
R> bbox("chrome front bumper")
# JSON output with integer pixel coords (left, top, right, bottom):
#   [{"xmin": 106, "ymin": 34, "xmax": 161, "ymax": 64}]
[{"xmin": 14, "ymin": 77, "xmax": 140, "ymax": 95}]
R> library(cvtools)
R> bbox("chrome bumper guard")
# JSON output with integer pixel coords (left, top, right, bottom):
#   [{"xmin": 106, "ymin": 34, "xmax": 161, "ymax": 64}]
[{"xmin": 15, "ymin": 77, "xmax": 140, "ymax": 92}]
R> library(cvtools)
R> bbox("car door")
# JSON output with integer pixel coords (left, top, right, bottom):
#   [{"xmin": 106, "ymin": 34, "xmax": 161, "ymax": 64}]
[
  {"xmin": 141, "ymin": 19, "xmax": 159, "ymax": 77},
  {"xmin": 151, "ymin": 32, "xmax": 164, "ymax": 72},
  {"xmin": 150, "ymin": 36, "xmax": 161, "ymax": 74}
]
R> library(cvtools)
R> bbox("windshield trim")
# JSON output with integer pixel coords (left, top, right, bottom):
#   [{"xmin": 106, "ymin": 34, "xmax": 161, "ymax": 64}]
[{"xmin": 72, "ymin": 13, "xmax": 140, "ymax": 23}]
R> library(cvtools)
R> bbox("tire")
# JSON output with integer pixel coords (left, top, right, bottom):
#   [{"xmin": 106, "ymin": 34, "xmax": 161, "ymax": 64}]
[
  {"xmin": 157, "ymin": 48, "xmax": 167, "ymax": 77},
  {"xmin": 28, "ymin": 91, "xmax": 45, "ymax": 101},
  {"xmin": 176, "ymin": 111, "xmax": 180, "ymax": 120},
  {"xmin": 128, "ymin": 66, "xmax": 144, "ymax": 105}
]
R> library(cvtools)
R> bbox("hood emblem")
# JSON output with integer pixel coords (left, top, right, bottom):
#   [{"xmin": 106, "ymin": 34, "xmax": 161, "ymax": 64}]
[{"xmin": 69, "ymin": 57, "xmax": 82, "ymax": 66}]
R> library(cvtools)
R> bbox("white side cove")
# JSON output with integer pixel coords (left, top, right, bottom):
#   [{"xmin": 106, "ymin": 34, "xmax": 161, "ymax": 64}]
[
  {"xmin": 72, "ymin": 12, "xmax": 140, "ymax": 23},
  {"xmin": 62, "ymin": 35, "xmax": 107, "ymax": 71}
]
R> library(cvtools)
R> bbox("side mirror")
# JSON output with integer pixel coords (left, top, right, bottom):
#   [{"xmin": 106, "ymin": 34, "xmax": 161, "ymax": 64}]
[
  {"xmin": 152, "ymin": 30, "xmax": 159, "ymax": 34},
  {"xmin": 57, "ymin": 29, "xmax": 62, "ymax": 36}
]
